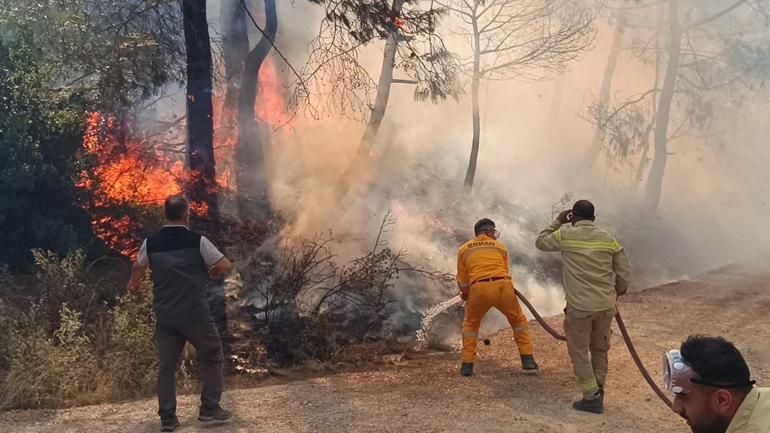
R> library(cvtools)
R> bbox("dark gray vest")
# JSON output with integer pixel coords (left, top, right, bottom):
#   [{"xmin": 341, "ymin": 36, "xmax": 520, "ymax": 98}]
[{"xmin": 146, "ymin": 227, "xmax": 211, "ymax": 325}]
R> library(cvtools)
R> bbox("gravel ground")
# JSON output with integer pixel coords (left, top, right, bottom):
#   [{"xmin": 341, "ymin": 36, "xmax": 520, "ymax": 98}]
[{"xmin": 2, "ymin": 259, "xmax": 769, "ymax": 433}]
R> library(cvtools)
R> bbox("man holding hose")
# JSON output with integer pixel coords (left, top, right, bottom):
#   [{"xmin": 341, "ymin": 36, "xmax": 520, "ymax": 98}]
[
  {"xmin": 457, "ymin": 218, "xmax": 539, "ymax": 377},
  {"xmin": 535, "ymin": 199, "xmax": 631, "ymax": 414}
]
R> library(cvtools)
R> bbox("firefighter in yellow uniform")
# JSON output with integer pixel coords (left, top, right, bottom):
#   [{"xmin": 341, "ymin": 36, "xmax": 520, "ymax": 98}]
[
  {"xmin": 535, "ymin": 199, "xmax": 631, "ymax": 414},
  {"xmin": 456, "ymin": 218, "xmax": 538, "ymax": 376}
]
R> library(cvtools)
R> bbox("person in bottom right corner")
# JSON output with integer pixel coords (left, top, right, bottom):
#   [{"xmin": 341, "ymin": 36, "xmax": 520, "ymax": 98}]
[{"xmin": 664, "ymin": 335, "xmax": 768, "ymax": 433}]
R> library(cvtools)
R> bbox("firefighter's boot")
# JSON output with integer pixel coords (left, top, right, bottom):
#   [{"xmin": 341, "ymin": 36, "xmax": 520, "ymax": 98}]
[
  {"xmin": 572, "ymin": 390, "xmax": 604, "ymax": 414},
  {"xmin": 460, "ymin": 362, "xmax": 474, "ymax": 377},
  {"xmin": 521, "ymin": 355, "xmax": 539, "ymax": 371}
]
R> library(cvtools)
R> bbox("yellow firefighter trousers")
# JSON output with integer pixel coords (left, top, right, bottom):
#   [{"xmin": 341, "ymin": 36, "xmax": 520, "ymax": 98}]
[{"xmin": 462, "ymin": 279, "xmax": 534, "ymax": 363}]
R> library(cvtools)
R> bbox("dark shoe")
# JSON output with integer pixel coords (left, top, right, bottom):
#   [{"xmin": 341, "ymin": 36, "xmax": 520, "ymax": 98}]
[
  {"xmin": 572, "ymin": 393, "xmax": 604, "ymax": 414},
  {"xmin": 521, "ymin": 355, "xmax": 539, "ymax": 371},
  {"xmin": 160, "ymin": 416, "xmax": 180, "ymax": 432},
  {"xmin": 460, "ymin": 362, "xmax": 474, "ymax": 377},
  {"xmin": 198, "ymin": 406, "xmax": 233, "ymax": 423}
]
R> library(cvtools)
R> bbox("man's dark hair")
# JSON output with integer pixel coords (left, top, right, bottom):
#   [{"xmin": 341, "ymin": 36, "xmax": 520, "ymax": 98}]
[
  {"xmin": 681, "ymin": 335, "xmax": 753, "ymax": 392},
  {"xmin": 572, "ymin": 199, "xmax": 595, "ymax": 220},
  {"xmin": 164, "ymin": 195, "xmax": 189, "ymax": 221},
  {"xmin": 474, "ymin": 218, "xmax": 495, "ymax": 236}
]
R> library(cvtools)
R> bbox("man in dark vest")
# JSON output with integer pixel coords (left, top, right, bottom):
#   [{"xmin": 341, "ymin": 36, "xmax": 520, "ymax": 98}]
[{"xmin": 127, "ymin": 195, "xmax": 233, "ymax": 432}]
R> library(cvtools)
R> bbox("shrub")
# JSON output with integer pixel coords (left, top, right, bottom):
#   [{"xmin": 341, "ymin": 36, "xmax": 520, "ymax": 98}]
[
  {"xmin": 0, "ymin": 251, "xmax": 158, "ymax": 408},
  {"xmin": 104, "ymin": 282, "xmax": 157, "ymax": 399},
  {"xmin": 0, "ymin": 304, "xmax": 105, "ymax": 409},
  {"xmin": 233, "ymin": 215, "xmax": 451, "ymax": 366},
  {"xmin": 32, "ymin": 249, "xmax": 93, "ymax": 328}
]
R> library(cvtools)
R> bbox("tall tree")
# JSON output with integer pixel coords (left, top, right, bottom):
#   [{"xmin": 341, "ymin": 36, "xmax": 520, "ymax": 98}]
[
  {"xmin": 439, "ymin": 0, "xmax": 596, "ymax": 191},
  {"xmin": 582, "ymin": 1, "xmax": 665, "ymax": 180},
  {"xmin": 299, "ymin": 0, "xmax": 461, "ymax": 196},
  {"xmin": 355, "ymin": 0, "xmax": 406, "ymax": 160},
  {"xmin": 583, "ymin": 15, "xmax": 625, "ymax": 167},
  {"xmin": 221, "ymin": 0, "xmax": 249, "ymax": 113},
  {"xmin": 644, "ymin": 0, "xmax": 682, "ymax": 212},
  {"xmin": 236, "ymin": 0, "xmax": 278, "ymax": 220},
  {"xmin": 182, "ymin": 0, "xmax": 218, "ymax": 217},
  {"xmin": 593, "ymin": 0, "xmax": 768, "ymax": 212}
]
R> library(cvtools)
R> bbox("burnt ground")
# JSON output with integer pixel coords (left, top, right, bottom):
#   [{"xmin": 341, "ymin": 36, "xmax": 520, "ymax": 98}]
[{"xmin": 1, "ymin": 259, "xmax": 769, "ymax": 433}]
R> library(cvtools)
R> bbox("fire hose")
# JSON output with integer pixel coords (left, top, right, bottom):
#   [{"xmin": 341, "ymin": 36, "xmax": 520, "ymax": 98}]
[{"xmin": 514, "ymin": 291, "xmax": 673, "ymax": 408}]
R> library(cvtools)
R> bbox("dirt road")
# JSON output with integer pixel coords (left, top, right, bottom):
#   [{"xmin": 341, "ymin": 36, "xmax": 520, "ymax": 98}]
[{"xmin": 2, "ymin": 260, "xmax": 769, "ymax": 433}]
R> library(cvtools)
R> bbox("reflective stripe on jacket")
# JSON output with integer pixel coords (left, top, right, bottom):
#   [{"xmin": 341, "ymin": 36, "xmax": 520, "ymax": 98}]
[{"xmin": 535, "ymin": 220, "xmax": 631, "ymax": 312}]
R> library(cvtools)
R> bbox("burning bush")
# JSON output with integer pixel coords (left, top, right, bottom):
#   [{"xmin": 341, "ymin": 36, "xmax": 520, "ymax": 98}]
[
  {"xmin": 76, "ymin": 112, "xmax": 186, "ymax": 258},
  {"xmin": 228, "ymin": 217, "xmax": 453, "ymax": 368}
]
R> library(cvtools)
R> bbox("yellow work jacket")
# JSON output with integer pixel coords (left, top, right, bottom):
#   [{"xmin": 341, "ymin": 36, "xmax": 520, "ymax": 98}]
[
  {"xmin": 725, "ymin": 387, "xmax": 770, "ymax": 433},
  {"xmin": 535, "ymin": 220, "xmax": 630, "ymax": 312},
  {"xmin": 456, "ymin": 234, "xmax": 510, "ymax": 292}
]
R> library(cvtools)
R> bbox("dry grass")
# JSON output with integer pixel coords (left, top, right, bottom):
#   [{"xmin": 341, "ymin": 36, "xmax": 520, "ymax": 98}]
[{"xmin": 0, "ymin": 252, "xmax": 158, "ymax": 410}]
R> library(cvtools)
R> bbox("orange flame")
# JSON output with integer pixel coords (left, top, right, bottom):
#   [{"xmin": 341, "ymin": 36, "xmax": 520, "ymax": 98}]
[
  {"xmin": 212, "ymin": 56, "xmax": 292, "ymax": 192},
  {"xmin": 78, "ymin": 112, "xmax": 186, "ymax": 256},
  {"xmin": 256, "ymin": 57, "xmax": 291, "ymax": 127},
  {"xmin": 78, "ymin": 56, "xmax": 291, "ymax": 256}
]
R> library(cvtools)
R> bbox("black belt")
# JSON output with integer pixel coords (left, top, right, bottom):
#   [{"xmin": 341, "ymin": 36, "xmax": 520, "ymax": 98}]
[{"xmin": 472, "ymin": 276, "xmax": 510, "ymax": 285}]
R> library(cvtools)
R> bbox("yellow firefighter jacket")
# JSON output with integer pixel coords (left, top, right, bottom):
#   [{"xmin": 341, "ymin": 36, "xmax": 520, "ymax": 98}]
[
  {"xmin": 725, "ymin": 387, "xmax": 770, "ymax": 433},
  {"xmin": 456, "ymin": 234, "xmax": 510, "ymax": 293},
  {"xmin": 535, "ymin": 220, "xmax": 630, "ymax": 312}
]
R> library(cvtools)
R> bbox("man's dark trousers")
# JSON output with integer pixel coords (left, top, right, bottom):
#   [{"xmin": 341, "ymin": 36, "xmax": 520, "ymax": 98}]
[{"xmin": 156, "ymin": 317, "xmax": 224, "ymax": 419}]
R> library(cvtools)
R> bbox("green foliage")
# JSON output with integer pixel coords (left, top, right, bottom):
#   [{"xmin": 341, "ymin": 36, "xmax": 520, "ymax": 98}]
[
  {"xmin": 32, "ymin": 249, "xmax": 92, "ymax": 326},
  {"xmin": 300, "ymin": 0, "xmax": 462, "ymax": 117},
  {"xmin": 0, "ymin": 0, "xmax": 185, "ymax": 110},
  {"xmin": 0, "ymin": 32, "xmax": 94, "ymax": 270},
  {"xmin": 106, "ymin": 285, "xmax": 157, "ymax": 398}
]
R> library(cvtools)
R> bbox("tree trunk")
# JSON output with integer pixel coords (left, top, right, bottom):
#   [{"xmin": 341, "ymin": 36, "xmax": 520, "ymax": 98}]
[
  {"xmin": 355, "ymin": 14, "xmax": 402, "ymax": 158},
  {"xmin": 463, "ymin": 14, "xmax": 481, "ymax": 191},
  {"xmin": 182, "ymin": 0, "xmax": 217, "ymax": 218},
  {"xmin": 584, "ymin": 20, "xmax": 624, "ymax": 167},
  {"xmin": 236, "ymin": 0, "xmax": 277, "ymax": 220},
  {"xmin": 221, "ymin": 0, "xmax": 249, "ymax": 113},
  {"xmin": 635, "ymin": 5, "xmax": 664, "ymax": 182},
  {"xmin": 334, "ymin": 0, "xmax": 405, "ymax": 198},
  {"xmin": 644, "ymin": 0, "xmax": 682, "ymax": 213}
]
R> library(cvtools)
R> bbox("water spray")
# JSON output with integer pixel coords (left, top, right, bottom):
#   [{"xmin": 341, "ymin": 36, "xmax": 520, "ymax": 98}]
[
  {"xmin": 414, "ymin": 295, "xmax": 463, "ymax": 349},
  {"xmin": 414, "ymin": 295, "xmax": 492, "ymax": 350}
]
